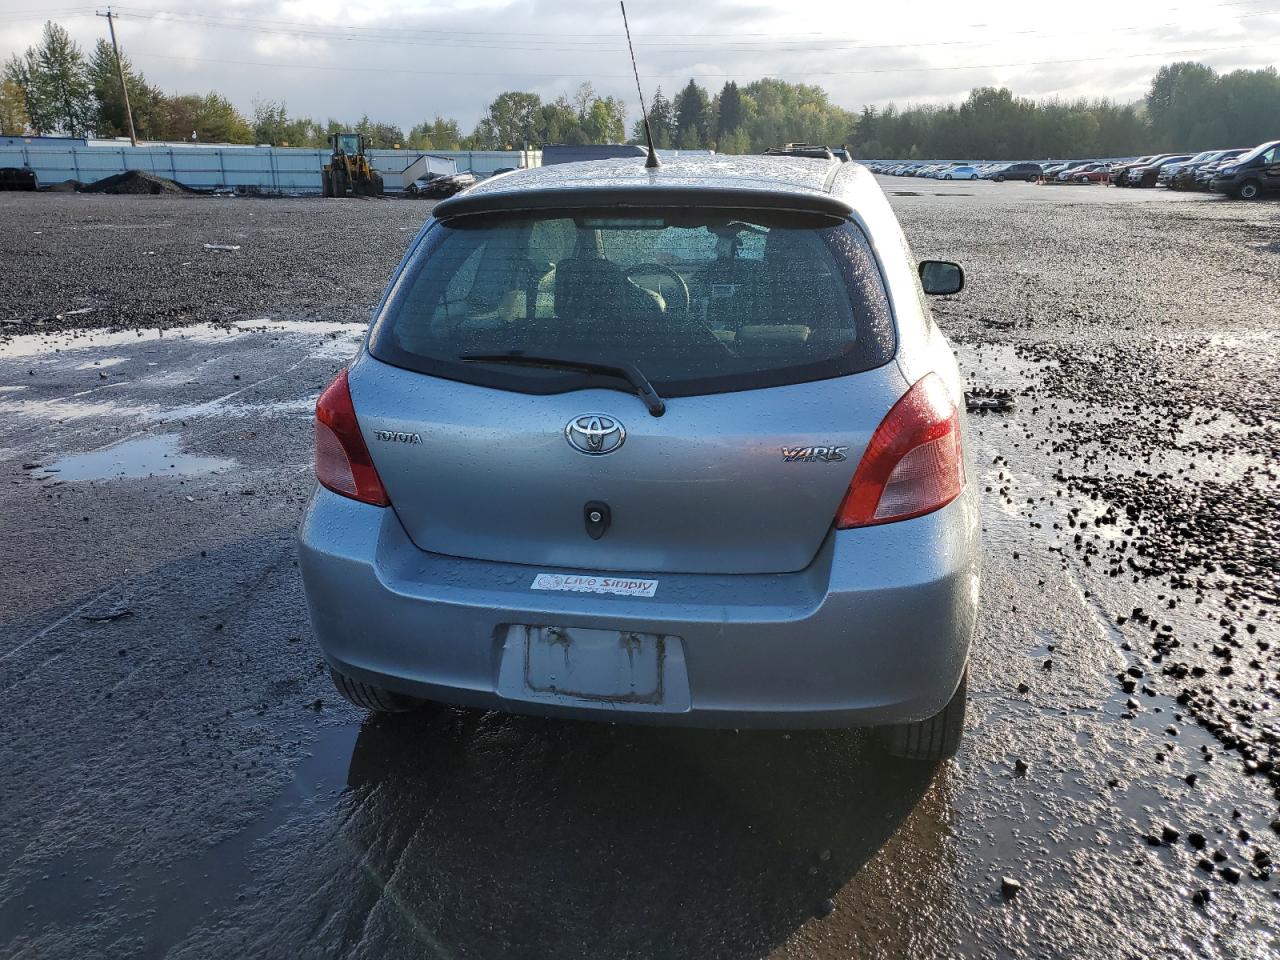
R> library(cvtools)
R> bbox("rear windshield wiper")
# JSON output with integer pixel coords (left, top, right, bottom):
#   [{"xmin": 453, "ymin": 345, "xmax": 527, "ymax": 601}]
[{"xmin": 460, "ymin": 351, "xmax": 666, "ymax": 417}]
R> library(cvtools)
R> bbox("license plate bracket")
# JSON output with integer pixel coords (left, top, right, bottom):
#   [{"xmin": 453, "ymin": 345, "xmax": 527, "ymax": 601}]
[{"xmin": 497, "ymin": 625, "xmax": 689, "ymax": 710}]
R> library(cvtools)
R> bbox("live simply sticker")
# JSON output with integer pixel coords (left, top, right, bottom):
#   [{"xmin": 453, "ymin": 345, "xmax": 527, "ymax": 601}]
[{"xmin": 531, "ymin": 573, "xmax": 658, "ymax": 598}]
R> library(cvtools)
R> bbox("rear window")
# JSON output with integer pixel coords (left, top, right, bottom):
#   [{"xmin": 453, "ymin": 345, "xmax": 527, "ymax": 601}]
[{"xmin": 368, "ymin": 208, "xmax": 895, "ymax": 397}]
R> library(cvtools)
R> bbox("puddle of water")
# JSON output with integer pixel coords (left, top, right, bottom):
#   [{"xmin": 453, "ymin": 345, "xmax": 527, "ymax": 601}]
[
  {"xmin": 74, "ymin": 357, "xmax": 128, "ymax": 371},
  {"xmin": 148, "ymin": 397, "xmax": 314, "ymax": 423},
  {"xmin": 0, "ymin": 723, "xmax": 360, "ymax": 959},
  {"xmin": 0, "ymin": 397, "xmax": 137, "ymax": 423},
  {"xmin": 35, "ymin": 434, "xmax": 233, "ymax": 481}
]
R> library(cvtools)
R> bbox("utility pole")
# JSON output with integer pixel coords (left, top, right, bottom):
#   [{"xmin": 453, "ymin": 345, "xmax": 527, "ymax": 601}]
[{"xmin": 96, "ymin": 8, "xmax": 137, "ymax": 147}]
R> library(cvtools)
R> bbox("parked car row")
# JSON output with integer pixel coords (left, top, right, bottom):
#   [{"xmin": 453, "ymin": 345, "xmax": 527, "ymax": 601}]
[
  {"xmin": 868, "ymin": 159, "xmax": 1115, "ymax": 182},
  {"xmin": 866, "ymin": 139, "xmax": 1279, "ymax": 199},
  {"xmin": 1110, "ymin": 141, "xmax": 1280, "ymax": 197},
  {"xmin": 866, "ymin": 161, "xmax": 1003, "ymax": 180}
]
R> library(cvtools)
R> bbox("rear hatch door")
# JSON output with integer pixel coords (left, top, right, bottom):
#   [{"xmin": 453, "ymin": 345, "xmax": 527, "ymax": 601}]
[{"xmin": 350, "ymin": 359, "xmax": 907, "ymax": 575}]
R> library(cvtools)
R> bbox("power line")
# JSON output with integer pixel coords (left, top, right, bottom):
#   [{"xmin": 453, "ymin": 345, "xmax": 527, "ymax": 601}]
[
  {"xmin": 93, "ymin": 6, "xmax": 1280, "ymax": 60},
  {"xmin": 126, "ymin": 42, "xmax": 1278, "ymax": 81},
  {"xmin": 106, "ymin": 1, "xmax": 1280, "ymax": 48},
  {"xmin": 0, "ymin": 10, "xmax": 98, "ymax": 24}
]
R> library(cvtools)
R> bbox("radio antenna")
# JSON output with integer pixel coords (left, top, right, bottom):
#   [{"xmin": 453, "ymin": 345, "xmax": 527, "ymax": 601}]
[{"xmin": 620, "ymin": 2, "xmax": 660, "ymax": 170}]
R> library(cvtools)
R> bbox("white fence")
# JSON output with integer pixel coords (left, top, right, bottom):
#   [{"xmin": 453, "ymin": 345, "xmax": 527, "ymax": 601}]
[{"xmin": 0, "ymin": 143, "xmax": 540, "ymax": 193}]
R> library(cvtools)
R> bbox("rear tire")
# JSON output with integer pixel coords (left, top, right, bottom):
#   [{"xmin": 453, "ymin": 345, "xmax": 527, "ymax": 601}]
[
  {"xmin": 995, "ymin": 175, "xmax": 1006, "ymax": 182},
  {"xmin": 1237, "ymin": 179, "xmax": 1262, "ymax": 200},
  {"xmin": 330, "ymin": 667, "xmax": 423, "ymax": 713},
  {"xmin": 879, "ymin": 669, "xmax": 967, "ymax": 761}
]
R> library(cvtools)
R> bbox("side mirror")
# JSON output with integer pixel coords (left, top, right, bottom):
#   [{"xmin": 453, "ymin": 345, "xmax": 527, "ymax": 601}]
[{"xmin": 919, "ymin": 260, "xmax": 964, "ymax": 296}]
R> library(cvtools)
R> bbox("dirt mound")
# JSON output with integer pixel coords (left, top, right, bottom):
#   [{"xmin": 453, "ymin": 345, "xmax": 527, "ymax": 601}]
[
  {"xmin": 46, "ymin": 179, "xmax": 84, "ymax": 192},
  {"xmin": 84, "ymin": 170, "xmax": 196, "ymax": 195}
]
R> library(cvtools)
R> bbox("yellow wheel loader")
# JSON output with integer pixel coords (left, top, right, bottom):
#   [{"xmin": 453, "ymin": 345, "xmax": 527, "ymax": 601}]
[{"xmin": 321, "ymin": 133, "xmax": 384, "ymax": 197}]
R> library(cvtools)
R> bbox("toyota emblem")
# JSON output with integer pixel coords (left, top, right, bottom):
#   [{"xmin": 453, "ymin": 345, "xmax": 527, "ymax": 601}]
[{"xmin": 565, "ymin": 414, "xmax": 625, "ymax": 456}]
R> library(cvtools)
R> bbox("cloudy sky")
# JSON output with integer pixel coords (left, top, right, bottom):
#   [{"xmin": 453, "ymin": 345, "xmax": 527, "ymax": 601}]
[{"xmin": 2, "ymin": 0, "xmax": 1277, "ymax": 129}]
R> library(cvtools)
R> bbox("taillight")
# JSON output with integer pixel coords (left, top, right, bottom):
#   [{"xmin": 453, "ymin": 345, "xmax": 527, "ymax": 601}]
[
  {"xmin": 835, "ymin": 373, "xmax": 964, "ymax": 528},
  {"xmin": 315, "ymin": 368, "xmax": 390, "ymax": 506}
]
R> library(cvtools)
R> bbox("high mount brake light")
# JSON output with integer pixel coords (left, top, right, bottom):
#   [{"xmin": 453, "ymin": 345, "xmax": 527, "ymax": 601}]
[
  {"xmin": 835, "ymin": 373, "xmax": 964, "ymax": 528},
  {"xmin": 315, "ymin": 368, "xmax": 390, "ymax": 507}
]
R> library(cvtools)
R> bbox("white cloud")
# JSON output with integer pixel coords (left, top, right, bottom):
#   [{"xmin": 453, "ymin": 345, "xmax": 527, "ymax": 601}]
[{"xmin": 1, "ymin": 0, "xmax": 1276, "ymax": 128}]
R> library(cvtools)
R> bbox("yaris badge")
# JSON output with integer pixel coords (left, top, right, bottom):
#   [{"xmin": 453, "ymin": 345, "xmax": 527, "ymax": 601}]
[{"xmin": 565, "ymin": 415, "xmax": 625, "ymax": 456}]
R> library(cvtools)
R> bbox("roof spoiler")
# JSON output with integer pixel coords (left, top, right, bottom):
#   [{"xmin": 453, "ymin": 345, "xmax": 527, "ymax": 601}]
[{"xmin": 431, "ymin": 185, "xmax": 853, "ymax": 220}]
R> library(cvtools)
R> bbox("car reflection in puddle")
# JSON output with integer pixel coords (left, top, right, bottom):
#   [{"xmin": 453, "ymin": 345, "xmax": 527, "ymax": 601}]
[{"xmin": 319, "ymin": 707, "xmax": 953, "ymax": 958}]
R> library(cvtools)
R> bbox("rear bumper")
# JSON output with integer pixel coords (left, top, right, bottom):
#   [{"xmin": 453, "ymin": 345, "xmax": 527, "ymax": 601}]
[{"xmin": 297, "ymin": 487, "xmax": 980, "ymax": 729}]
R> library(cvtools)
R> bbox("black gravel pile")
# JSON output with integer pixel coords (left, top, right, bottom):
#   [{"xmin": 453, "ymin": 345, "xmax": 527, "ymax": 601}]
[{"xmin": 83, "ymin": 170, "xmax": 197, "ymax": 195}]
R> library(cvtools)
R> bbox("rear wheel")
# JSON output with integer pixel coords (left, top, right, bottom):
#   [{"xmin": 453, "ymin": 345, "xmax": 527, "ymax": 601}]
[
  {"xmin": 1237, "ymin": 179, "xmax": 1262, "ymax": 200},
  {"xmin": 879, "ymin": 669, "xmax": 967, "ymax": 761},
  {"xmin": 995, "ymin": 175, "xmax": 1006, "ymax": 182},
  {"xmin": 330, "ymin": 667, "xmax": 424, "ymax": 713}
]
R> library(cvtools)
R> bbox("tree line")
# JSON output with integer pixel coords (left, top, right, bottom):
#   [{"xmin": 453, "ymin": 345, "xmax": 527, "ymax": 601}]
[
  {"xmin": 0, "ymin": 22, "xmax": 627, "ymax": 150},
  {"xmin": 3, "ymin": 20, "xmax": 1278, "ymax": 158}
]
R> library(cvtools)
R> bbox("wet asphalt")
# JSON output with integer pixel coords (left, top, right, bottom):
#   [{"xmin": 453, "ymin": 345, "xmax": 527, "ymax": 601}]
[{"xmin": 0, "ymin": 182, "xmax": 1277, "ymax": 959}]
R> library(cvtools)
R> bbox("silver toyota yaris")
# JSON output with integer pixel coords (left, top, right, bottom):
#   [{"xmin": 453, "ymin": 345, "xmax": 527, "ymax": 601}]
[{"xmin": 298, "ymin": 155, "xmax": 980, "ymax": 760}]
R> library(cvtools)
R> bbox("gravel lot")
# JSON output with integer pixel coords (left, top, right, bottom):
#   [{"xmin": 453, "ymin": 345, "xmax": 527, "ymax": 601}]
[{"xmin": 0, "ymin": 182, "xmax": 1277, "ymax": 959}]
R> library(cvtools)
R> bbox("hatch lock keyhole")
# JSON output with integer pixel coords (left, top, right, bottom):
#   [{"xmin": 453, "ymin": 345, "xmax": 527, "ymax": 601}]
[{"xmin": 584, "ymin": 501, "xmax": 611, "ymax": 540}]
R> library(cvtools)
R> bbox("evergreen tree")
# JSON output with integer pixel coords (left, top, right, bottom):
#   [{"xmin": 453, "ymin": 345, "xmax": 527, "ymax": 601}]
[
  {"xmin": 673, "ymin": 78, "xmax": 710, "ymax": 149},
  {"xmin": 11, "ymin": 22, "xmax": 95, "ymax": 136},
  {"xmin": 716, "ymin": 81, "xmax": 745, "ymax": 143},
  {"xmin": 88, "ymin": 38, "xmax": 161, "ymax": 139},
  {"xmin": 633, "ymin": 87, "xmax": 673, "ymax": 147}
]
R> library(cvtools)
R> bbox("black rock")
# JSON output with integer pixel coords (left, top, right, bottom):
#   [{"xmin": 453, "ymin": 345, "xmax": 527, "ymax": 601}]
[
  {"xmin": 1000, "ymin": 877, "xmax": 1022, "ymax": 899},
  {"xmin": 1192, "ymin": 888, "xmax": 1211, "ymax": 906},
  {"xmin": 813, "ymin": 898, "xmax": 835, "ymax": 918},
  {"xmin": 1188, "ymin": 832, "xmax": 1206, "ymax": 850},
  {"xmin": 1222, "ymin": 866, "xmax": 1242, "ymax": 884},
  {"xmin": 1161, "ymin": 826, "xmax": 1180, "ymax": 844}
]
